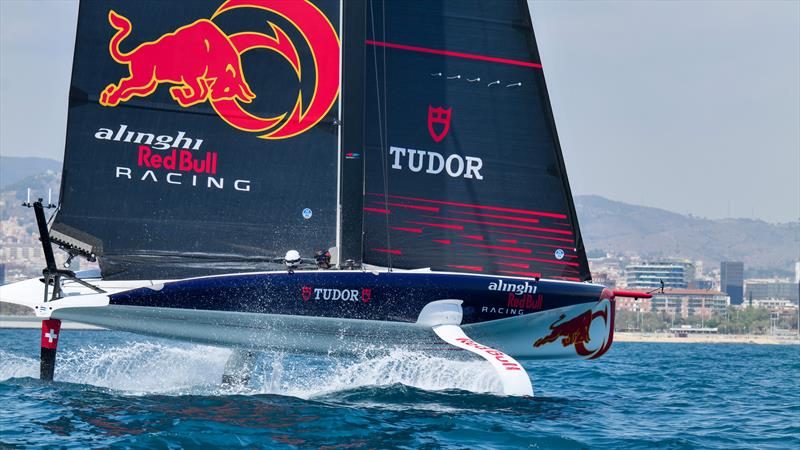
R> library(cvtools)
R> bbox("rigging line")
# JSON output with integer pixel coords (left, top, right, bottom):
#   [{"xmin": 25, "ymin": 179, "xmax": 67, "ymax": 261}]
[
  {"xmin": 382, "ymin": 0, "xmax": 391, "ymax": 271},
  {"xmin": 369, "ymin": 0, "xmax": 391, "ymax": 270}
]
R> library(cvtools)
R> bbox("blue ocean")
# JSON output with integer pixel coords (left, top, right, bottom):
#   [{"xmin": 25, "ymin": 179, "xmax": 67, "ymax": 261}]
[{"xmin": 1, "ymin": 328, "xmax": 797, "ymax": 449}]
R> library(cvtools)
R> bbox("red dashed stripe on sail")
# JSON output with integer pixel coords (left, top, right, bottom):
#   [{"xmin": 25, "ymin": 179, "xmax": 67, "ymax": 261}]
[
  {"xmin": 373, "ymin": 201, "xmax": 440, "ymax": 212},
  {"xmin": 492, "ymin": 230, "xmax": 574, "ymax": 244},
  {"xmin": 478, "ymin": 253, "xmax": 580, "ymax": 267},
  {"xmin": 432, "ymin": 239, "xmax": 451, "ymax": 245},
  {"xmin": 364, "ymin": 207, "xmax": 389, "ymax": 214},
  {"xmin": 497, "ymin": 262, "xmax": 530, "ymax": 269},
  {"xmin": 463, "ymin": 243, "xmax": 532, "ymax": 254},
  {"xmin": 460, "ymin": 234, "xmax": 484, "ymax": 241},
  {"xmin": 452, "ymin": 211, "xmax": 540, "ymax": 223},
  {"xmin": 498, "ymin": 239, "xmax": 518, "ymax": 244},
  {"xmin": 498, "ymin": 270, "xmax": 542, "ymax": 278},
  {"xmin": 551, "ymin": 276, "xmax": 583, "ymax": 282},
  {"xmin": 421, "ymin": 216, "xmax": 573, "ymax": 235},
  {"xmin": 522, "ymin": 242, "xmax": 578, "ymax": 250},
  {"xmin": 373, "ymin": 248, "xmax": 401, "ymax": 255},
  {"xmin": 391, "ymin": 227, "xmax": 422, "ymax": 233},
  {"xmin": 447, "ymin": 265, "xmax": 484, "ymax": 272},
  {"xmin": 407, "ymin": 221, "xmax": 464, "ymax": 230},
  {"xmin": 365, "ymin": 193, "xmax": 567, "ymax": 219}
]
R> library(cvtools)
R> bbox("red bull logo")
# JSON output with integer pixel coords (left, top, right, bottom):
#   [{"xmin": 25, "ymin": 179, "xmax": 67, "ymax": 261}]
[
  {"xmin": 100, "ymin": 0, "xmax": 339, "ymax": 140},
  {"xmin": 533, "ymin": 298, "xmax": 614, "ymax": 359}
]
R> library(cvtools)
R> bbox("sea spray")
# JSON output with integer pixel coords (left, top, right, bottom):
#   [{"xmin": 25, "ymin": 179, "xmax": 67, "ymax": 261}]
[{"xmin": 1, "ymin": 341, "xmax": 503, "ymax": 398}]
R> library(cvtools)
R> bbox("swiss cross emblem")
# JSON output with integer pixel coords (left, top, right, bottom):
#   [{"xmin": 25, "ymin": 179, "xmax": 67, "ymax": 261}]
[
  {"xmin": 40, "ymin": 319, "xmax": 62, "ymax": 350},
  {"xmin": 301, "ymin": 286, "xmax": 313, "ymax": 301},
  {"xmin": 361, "ymin": 288, "xmax": 372, "ymax": 303},
  {"xmin": 427, "ymin": 105, "xmax": 451, "ymax": 142}
]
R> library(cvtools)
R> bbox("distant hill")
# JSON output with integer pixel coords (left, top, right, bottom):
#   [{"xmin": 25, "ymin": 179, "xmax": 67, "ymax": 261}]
[
  {"xmin": 0, "ymin": 156, "xmax": 62, "ymax": 189},
  {"xmin": 0, "ymin": 170, "xmax": 61, "ymax": 221},
  {"xmin": 575, "ymin": 195, "xmax": 799, "ymax": 276}
]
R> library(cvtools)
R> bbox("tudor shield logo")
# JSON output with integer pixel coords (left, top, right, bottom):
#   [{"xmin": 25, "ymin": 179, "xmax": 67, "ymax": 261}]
[
  {"xmin": 99, "ymin": 0, "xmax": 340, "ymax": 140},
  {"xmin": 427, "ymin": 105, "xmax": 452, "ymax": 142}
]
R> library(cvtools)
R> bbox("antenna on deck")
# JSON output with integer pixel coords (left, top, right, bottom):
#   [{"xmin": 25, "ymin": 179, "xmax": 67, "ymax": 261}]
[{"xmin": 23, "ymin": 196, "xmax": 105, "ymax": 301}]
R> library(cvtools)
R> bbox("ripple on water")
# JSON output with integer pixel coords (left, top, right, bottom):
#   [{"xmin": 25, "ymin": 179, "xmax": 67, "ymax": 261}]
[{"xmin": 1, "ymin": 330, "xmax": 798, "ymax": 449}]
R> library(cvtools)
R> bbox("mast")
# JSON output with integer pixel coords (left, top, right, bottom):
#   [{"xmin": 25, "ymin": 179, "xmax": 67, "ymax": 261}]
[{"xmin": 338, "ymin": 0, "xmax": 368, "ymax": 267}]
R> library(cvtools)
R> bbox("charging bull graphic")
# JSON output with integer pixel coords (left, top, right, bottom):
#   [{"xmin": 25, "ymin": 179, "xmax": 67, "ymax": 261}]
[
  {"xmin": 533, "ymin": 299, "xmax": 614, "ymax": 359},
  {"xmin": 99, "ymin": 0, "xmax": 339, "ymax": 140}
]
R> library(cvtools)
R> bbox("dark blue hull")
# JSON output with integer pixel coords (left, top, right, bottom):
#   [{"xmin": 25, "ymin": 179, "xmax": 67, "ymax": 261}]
[{"xmin": 110, "ymin": 270, "xmax": 605, "ymax": 325}]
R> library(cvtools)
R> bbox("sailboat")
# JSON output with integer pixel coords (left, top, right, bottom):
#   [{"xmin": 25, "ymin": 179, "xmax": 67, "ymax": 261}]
[{"xmin": 1, "ymin": 0, "xmax": 649, "ymax": 396}]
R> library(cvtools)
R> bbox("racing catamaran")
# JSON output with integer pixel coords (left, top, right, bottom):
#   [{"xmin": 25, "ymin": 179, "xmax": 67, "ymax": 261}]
[{"xmin": 1, "ymin": 0, "xmax": 648, "ymax": 396}]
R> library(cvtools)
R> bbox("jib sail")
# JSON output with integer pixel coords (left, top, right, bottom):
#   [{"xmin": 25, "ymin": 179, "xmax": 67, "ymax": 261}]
[
  {"xmin": 360, "ymin": 0, "xmax": 591, "ymax": 281},
  {"xmin": 52, "ymin": 0, "xmax": 341, "ymax": 279}
]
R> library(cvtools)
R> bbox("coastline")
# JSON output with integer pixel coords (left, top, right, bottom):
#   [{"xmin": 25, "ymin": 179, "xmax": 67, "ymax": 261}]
[{"xmin": 614, "ymin": 331, "xmax": 800, "ymax": 345}]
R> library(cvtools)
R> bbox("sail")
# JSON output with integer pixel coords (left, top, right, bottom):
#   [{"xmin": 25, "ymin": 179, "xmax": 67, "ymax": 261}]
[
  {"xmin": 361, "ymin": 0, "xmax": 591, "ymax": 282},
  {"xmin": 52, "ymin": 0, "xmax": 341, "ymax": 279}
]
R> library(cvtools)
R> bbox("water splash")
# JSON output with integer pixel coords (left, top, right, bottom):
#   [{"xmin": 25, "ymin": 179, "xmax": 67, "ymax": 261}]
[{"xmin": 0, "ymin": 342, "xmax": 503, "ymax": 398}]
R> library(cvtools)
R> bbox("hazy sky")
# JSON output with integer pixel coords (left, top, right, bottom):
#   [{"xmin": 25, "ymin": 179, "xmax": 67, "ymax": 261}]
[{"xmin": 1, "ymin": 0, "xmax": 798, "ymax": 223}]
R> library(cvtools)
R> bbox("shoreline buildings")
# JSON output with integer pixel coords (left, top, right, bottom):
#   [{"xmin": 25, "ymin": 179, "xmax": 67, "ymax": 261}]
[
  {"xmin": 625, "ymin": 260, "xmax": 694, "ymax": 290},
  {"xmin": 720, "ymin": 261, "xmax": 744, "ymax": 305}
]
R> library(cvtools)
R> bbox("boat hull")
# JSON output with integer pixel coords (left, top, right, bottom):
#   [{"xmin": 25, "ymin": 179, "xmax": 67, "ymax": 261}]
[{"xmin": 2, "ymin": 270, "xmax": 615, "ymax": 359}]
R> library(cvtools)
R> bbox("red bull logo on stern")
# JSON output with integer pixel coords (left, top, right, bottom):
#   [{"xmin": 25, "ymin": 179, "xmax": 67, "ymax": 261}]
[
  {"xmin": 99, "ymin": 0, "xmax": 340, "ymax": 140},
  {"xmin": 533, "ymin": 297, "xmax": 614, "ymax": 359}
]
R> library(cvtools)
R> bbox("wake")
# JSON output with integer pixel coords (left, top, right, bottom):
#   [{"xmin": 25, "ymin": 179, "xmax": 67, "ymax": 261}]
[{"xmin": 0, "ymin": 342, "xmax": 503, "ymax": 398}]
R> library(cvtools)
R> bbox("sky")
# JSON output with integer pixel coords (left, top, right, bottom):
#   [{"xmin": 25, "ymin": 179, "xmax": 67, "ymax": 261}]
[{"xmin": 0, "ymin": 0, "xmax": 798, "ymax": 223}]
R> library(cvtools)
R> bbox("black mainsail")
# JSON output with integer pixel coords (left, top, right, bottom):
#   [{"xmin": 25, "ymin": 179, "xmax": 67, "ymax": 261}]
[
  {"xmin": 52, "ymin": 0, "xmax": 342, "ymax": 280},
  {"xmin": 360, "ymin": 0, "xmax": 590, "ymax": 281}
]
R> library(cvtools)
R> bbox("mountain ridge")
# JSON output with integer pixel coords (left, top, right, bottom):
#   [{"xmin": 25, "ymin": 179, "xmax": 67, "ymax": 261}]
[
  {"xmin": 0, "ymin": 156, "xmax": 62, "ymax": 189},
  {"xmin": 575, "ymin": 195, "xmax": 799, "ymax": 276}
]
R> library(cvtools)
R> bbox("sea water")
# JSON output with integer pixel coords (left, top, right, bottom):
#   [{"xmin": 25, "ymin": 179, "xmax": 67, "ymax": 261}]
[{"xmin": 1, "ymin": 329, "xmax": 798, "ymax": 449}]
